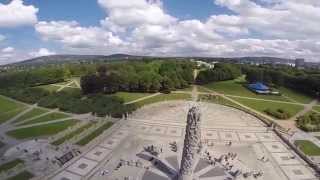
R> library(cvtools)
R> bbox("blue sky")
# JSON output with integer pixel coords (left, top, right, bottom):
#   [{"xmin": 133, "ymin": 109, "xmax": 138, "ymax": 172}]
[
  {"xmin": 0, "ymin": 0, "xmax": 224, "ymax": 49},
  {"xmin": 0, "ymin": 0, "xmax": 320, "ymax": 64}
]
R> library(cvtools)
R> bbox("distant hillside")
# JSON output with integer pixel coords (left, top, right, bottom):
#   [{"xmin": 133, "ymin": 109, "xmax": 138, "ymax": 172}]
[
  {"xmin": 1, "ymin": 54, "xmax": 297, "ymax": 68},
  {"xmin": 6, "ymin": 54, "xmax": 143, "ymax": 66}
]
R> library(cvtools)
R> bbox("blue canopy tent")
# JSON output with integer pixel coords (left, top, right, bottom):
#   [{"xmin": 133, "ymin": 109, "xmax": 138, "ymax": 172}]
[{"xmin": 248, "ymin": 82, "xmax": 270, "ymax": 94}]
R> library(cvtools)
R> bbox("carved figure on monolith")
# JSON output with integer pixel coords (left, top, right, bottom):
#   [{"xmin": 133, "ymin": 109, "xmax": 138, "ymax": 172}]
[{"xmin": 178, "ymin": 106, "xmax": 202, "ymax": 180}]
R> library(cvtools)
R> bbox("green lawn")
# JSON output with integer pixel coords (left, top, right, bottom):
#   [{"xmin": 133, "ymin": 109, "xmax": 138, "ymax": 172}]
[
  {"xmin": 0, "ymin": 96, "xmax": 24, "ymax": 114},
  {"xmin": 113, "ymin": 92, "xmax": 151, "ymax": 103},
  {"xmin": 54, "ymin": 81, "xmax": 70, "ymax": 85},
  {"xmin": 179, "ymin": 86, "xmax": 193, "ymax": 92},
  {"xmin": 197, "ymin": 86, "xmax": 212, "ymax": 93},
  {"xmin": 36, "ymin": 85, "xmax": 59, "ymax": 92},
  {"xmin": 60, "ymin": 87, "xmax": 81, "ymax": 93},
  {"xmin": 52, "ymin": 122, "xmax": 96, "ymax": 146},
  {"xmin": 76, "ymin": 122, "xmax": 113, "ymax": 146},
  {"xmin": 313, "ymin": 106, "xmax": 320, "ymax": 112},
  {"xmin": 134, "ymin": 93, "xmax": 191, "ymax": 107},
  {"xmin": 0, "ymin": 107, "xmax": 28, "ymax": 124},
  {"xmin": 19, "ymin": 112, "xmax": 69, "ymax": 126},
  {"xmin": 7, "ymin": 120, "xmax": 79, "ymax": 139},
  {"xmin": 295, "ymin": 140, "xmax": 320, "ymax": 156},
  {"xmin": 278, "ymin": 87, "xmax": 313, "ymax": 104},
  {"xmin": 0, "ymin": 159, "xmax": 24, "ymax": 173},
  {"xmin": 204, "ymin": 79, "xmax": 289, "ymax": 102},
  {"xmin": 13, "ymin": 108, "xmax": 48, "ymax": 123},
  {"xmin": 6, "ymin": 171, "xmax": 33, "ymax": 180},
  {"xmin": 230, "ymin": 97, "xmax": 304, "ymax": 119},
  {"xmin": 199, "ymin": 94, "xmax": 242, "ymax": 109}
]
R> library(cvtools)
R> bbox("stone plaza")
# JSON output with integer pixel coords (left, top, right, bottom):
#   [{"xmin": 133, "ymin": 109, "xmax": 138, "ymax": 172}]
[{"xmin": 49, "ymin": 101, "xmax": 317, "ymax": 180}]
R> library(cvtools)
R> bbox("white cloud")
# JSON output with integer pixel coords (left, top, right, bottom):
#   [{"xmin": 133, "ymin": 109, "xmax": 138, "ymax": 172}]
[
  {"xmin": 0, "ymin": 46, "xmax": 16, "ymax": 65},
  {"xmin": 35, "ymin": 21, "xmax": 125, "ymax": 51},
  {"xmin": 214, "ymin": 0, "xmax": 320, "ymax": 39},
  {"xmin": 0, "ymin": 0, "xmax": 38, "ymax": 28},
  {"xmin": 98, "ymin": 0, "xmax": 176, "ymax": 32},
  {"xmin": 1, "ymin": 47, "xmax": 14, "ymax": 53},
  {"xmin": 32, "ymin": 0, "xmax": 320, "ymax": 62},
  {"xmin": 29, "ymin": 48, "xmax": 56, "ymax": 57}
]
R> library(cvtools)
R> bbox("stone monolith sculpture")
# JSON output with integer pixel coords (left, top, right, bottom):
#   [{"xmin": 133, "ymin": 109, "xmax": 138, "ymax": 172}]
[{"xmin": 178, "ymin": 106, "xmax": 202, "ymax": 180}]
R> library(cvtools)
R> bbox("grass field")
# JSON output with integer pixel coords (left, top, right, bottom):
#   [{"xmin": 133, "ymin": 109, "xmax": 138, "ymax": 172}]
[
  {"xmin": 0, "ymin": 107, "xmax": 28, "ymax": 124},
  {"xmin": 13, "ymin": 108, "xmax": 48, "ymax": 123},
  {"xmin": 7, "ymin": 171, "xmax": 33, "ymax": 180},
  {"xmin": 203, "ymin": 76, "xmax": 312, "ymax": 104},
  {"xmin": 197, "ymin": 86, "xmax": 212, "ymax": 93},
  {"xmin": 278, "ymin": 87, "xmax": 313, "ymax": 104},
  {"xmin": 7, "ymin": 120, "xmax": 79, "ymax": 139},
  {"xmin": 204, "ymin": 79, "xmax": 289, "ymax": 102},
  {"xmin": 0, "ymin": 159, "xmax": 24, "ymax": 173},
  {"xmin": 54, "ymin": 81, "xmax": 70, "ymax": 86},
  {"xmin": 295, "ymin": 140, "xmax": 320, "ymax": 156},
  {"xmin": 19, "ymin": 112, "xmax": 69, "ymax": 126},
  {"xmin": 60, "ymin": 87, "xmax": 81, "ymax": 93},
  {"xmin": 76, "ymin": 122, "xmax": 113, "ymax": 146},
  {"xmin": 199, "ymin": 94, "xmax": 242, "ymax": 109},
  {"xmin": 134, "ymin": 93, "xmax": 191, "ymax": 107},
  {"xmin": 179, "ymin": 86, "xmax": 193, "ymax": 92},
  {"xmin": 230, "ymin": 97, "xmax": 304, "ymax": 119},
  {"xmin": 114, "ymin": 92, "xmax": 152, "ymax": 103},
  {"xmin": 313, "ymin": 106, "xmax": 320, "ymax": 112},
  {"xmin": 52, "ymin": 122, "xmax": 96, "ymax": 146},
  {"xmin": 0, "ymin": 96, "xmax": 25, "ymax": 114},
  {"xmin": 36, "ymin": 85, "xmax": 60, "ymax": 92}
]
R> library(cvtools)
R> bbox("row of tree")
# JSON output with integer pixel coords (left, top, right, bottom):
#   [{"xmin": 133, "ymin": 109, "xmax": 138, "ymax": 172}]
[
  {"xmin": 0, "ymin": 88, "xmax": 134, "ymax": 118},
  {"xmin": 0, "ymin": 67, "xmax": 68, "ymax": 88},
  {"xmin": 80, "ymin": 61, "xmax": 195, "ymax": 94},
  {"xmin": 196, "ymin": 63, "xmax": 241, "ymax": 84}
]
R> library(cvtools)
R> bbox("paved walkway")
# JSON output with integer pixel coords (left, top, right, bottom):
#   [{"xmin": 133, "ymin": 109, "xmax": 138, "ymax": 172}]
[
  {"xmin": 199, "ymin": 86, "xmax": 320, "ymax": 152},
  {"xmin": 73, "ymin": 78, "xmax": 81, "ymax": 88},
  {"xmin": 52, "ymin": 84, "xmax": 80, "ymax": 89},
  {"xmin": 288, "ymin": 99, "xmax": 318, "ymax": 121},
  {"xmin": 13, "ymin": 108, "xmax": 59, "ymax": 126},
  {"xmin": 8, "ymin": 117, "xmax": 75, "ymax": 131},
  {"xmin": 2, "ymin": 105, "xmax": 35, "ymax": 126},
  {"xmin": 0, "ymin": 95, "xmax": 81, "ymax": 156},
  {"xmin": 56, "ymin": 80, "xmax": 80, "ymax": 92}
]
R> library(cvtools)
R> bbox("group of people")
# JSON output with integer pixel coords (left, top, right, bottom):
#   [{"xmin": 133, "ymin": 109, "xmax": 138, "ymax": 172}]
[
  {"xmin": 258, "ymin": 156, "xmax": 269, "ymax": 162},
  {"xmin": 144, "ymin": 145, "xmax": 162, "ymax": 156},
  {"xmin": 243, "ymin": 171, "xmax": 264, "ymax": 178},
  {"xmin": 169, "ymin": 141, "xmax": 177, "ymax": 152},
  {"xmin": 204, "ymin": 150, "xmax": 264, "ymax": 179},
  {"xmin": 204, "ymin": 151, "xmax": 237, "ymax": 168}
]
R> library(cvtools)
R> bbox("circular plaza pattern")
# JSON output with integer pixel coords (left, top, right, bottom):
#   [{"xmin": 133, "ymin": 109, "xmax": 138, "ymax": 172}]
[{"xmin": 50, "ymin": 101, "xmax": 317, "ymax": 180}]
